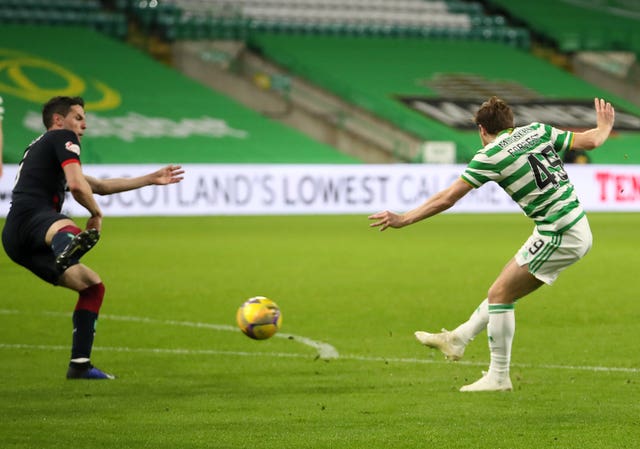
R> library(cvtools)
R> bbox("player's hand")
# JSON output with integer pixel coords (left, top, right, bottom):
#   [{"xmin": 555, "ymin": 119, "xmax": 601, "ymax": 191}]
[
  {"xmin": 368, "ymin": 210, "xmax": 404, "ymax": 231},
  {"xmin": 595, "ymin": 98, "xmax": 615, "ymax": 130},
  {"xmin": 86, "ymin": 215, "xmax": 102, "ymax": 233},
  {"xmin": 151, "ymin": 164, "xmax": 184, "ymax": 185}
]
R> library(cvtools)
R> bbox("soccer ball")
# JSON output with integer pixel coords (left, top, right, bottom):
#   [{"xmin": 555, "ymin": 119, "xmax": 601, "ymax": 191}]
[{"xmin": 236, "ymin": 296, "xmax": 282, "ymax": 340}]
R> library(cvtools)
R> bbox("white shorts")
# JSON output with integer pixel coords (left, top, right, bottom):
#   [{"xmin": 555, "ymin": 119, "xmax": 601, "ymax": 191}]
[{"xmin": 515, "ymin": 216, "xmax": 592, "ymax": 285}]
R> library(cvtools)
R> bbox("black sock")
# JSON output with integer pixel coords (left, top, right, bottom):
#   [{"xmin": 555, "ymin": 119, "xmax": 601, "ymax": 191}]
[{"xmin": 71, "ymin": 309, "xmax": 98, "ymax": 360}]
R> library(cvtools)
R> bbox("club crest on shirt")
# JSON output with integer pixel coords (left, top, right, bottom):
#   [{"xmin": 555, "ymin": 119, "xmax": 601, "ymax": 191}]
[{"xmin": 65, "ymin": 141, "xmax": 81, "ymax": 155}]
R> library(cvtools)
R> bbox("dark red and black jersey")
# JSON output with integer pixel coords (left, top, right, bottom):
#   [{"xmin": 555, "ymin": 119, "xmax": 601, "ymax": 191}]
[{"xmin": 11, "ymin": 129, "xmax": 81, "ymax": 213}]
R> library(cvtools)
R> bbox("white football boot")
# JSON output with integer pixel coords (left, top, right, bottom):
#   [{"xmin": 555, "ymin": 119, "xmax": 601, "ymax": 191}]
[
  {"xmin": 459, "ymin": 372, "xmax": 512, "ymax": 392},
  {"xmin": 414, "ymin": 329, "xmax": 466, "ymax": 361}
]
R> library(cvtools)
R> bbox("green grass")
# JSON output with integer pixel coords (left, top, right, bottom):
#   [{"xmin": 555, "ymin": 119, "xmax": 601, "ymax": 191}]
[{"xmin": 1, "ymin": 213, "xmax": 639, "ymax": 448}]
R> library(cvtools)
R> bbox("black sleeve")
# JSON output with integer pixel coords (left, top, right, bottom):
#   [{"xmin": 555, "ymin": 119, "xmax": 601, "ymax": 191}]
[{"xmin": 51, "ymin": 129, "xmax": 82, "ymax": 167}]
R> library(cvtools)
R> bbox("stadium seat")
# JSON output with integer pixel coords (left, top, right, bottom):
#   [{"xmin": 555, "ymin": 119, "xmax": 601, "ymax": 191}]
[
  {"xmin": 157, "ymin": 0, "xmax": 527, "ymax": 48},
  {"xmin": 484, "ymin": 0, "xmax": 640, "ymax": 55}
]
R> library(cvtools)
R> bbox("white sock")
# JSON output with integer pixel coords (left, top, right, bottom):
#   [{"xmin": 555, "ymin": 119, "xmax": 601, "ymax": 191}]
[
  {"xmin": 453, "ymin": 298, "xmax": 489, "ymax": 344},
  {"xmin": 486, "ymin": 304, "xmax": 515, "ymax": 379}
]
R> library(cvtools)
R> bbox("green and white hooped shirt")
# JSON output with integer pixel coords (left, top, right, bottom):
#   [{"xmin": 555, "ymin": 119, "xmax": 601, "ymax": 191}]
[{"xmin": 461, "ymin": 123, "xmax": 584, "ymax": 235}]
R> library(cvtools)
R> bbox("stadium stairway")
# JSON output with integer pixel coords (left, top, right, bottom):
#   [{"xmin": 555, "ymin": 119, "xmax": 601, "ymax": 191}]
[{"xmin": 171, "ymin": 40, "xmax": 424, "ymax": 163}]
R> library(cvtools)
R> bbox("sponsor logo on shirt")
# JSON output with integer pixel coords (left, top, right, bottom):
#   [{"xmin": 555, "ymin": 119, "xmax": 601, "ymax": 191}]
[{"xmin": 65, "ymin": 141, "xmax": 81, "ymax": 156}]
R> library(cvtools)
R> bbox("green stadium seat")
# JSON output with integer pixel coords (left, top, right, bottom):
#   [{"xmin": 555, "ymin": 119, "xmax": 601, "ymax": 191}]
[
  {"xmin": 485, "ymin": 0, "xmax": 640, "ymax": 56},
  {"xmin": 191, "ymin": 16, "xmax": 209, "ymax": 40},
  {"xmin": 114, "ymin": 0, "xmax": 128, "ymax": 11},
  {"xmin": 12, "ymin": 9, "xmax": 30, "ymax": 24},
  {"xmin": 173, "ymin": 16, "xmax": 193, "ymax": 39},
  {"xmin": 112, "ymin": 15, "xmax": 128, "ymax": 39},
  {"xmin": 158, "ymin": 13, "xmax": 178, "ymax": 41}
]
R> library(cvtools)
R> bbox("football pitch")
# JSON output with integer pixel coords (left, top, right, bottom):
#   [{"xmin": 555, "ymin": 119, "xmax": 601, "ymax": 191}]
[{"xmin": 1, "ymin": 213, "xmax": 638, "ymax": 448}]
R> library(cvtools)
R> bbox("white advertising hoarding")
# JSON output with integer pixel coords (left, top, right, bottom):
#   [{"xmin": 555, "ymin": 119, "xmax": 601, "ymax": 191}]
[{"xmin": 1, "ymin": 164, "xmax": 639, "ymax": 217}]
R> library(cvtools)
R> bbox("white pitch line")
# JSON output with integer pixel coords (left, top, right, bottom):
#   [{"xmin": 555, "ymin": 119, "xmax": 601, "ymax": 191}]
[
  {"xmin": 0, "ymin": 343, "xmax": 638, "ymax": 374},
  {"xmin": 93, "ymin": 312, "xmax": 340, "ymax": 360},
  {"xmin": 1, "ymin": 309, "xmax": 339, "ymax": 360},
  {"xmin": 1, "ymin": 309, "xmax": 638, "ymax": 373},
  {"xmin": 76, "ymin": 312, "xmax": 339, "ymax": 360},
  {"xmin": 344, "ymin": 354, "xmax": 640, "ymax": 374},
  {"xmin": 0, "ymin": 343, "xmax": 311, "ymax": 359}
]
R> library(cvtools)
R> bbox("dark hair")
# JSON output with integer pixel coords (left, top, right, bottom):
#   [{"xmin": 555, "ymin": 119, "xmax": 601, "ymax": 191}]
[
  {"xmin": 473, "ymin": 96, "xmax": 514, "ymax": 135},
  {"xmin": 42, "ymin": 96, "xmax": 85, "ymax": 129}
]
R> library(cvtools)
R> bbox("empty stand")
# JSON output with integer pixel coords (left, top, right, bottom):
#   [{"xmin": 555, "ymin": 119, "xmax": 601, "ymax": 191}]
[
  {"xmin": 248, "ymin": 33, "xmax": 640, "ymax": 164},
  {"xmin": 0, "ymin": 0, "xmax": 529, "ymax": 49},
  {"xmin": 485, "ymin": 0, "xmax": 640, "ymax": 55},
  {"xmin": 0, "ymin": 25, "xmax": 359, "ymax": 164},
  {"xmin": 120, "ymin": 0, "xmax": 529, "ymax": 48},
  {"xmin": 0, "ymin": 0, "xmax": 127, "ymax": 39}
]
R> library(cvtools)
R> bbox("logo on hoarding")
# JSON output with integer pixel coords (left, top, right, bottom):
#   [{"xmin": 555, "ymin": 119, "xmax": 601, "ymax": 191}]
[
  {"xmin": 595, "ymin": 171, "xmax": 640, "ymax": 202},
  {"xmin": 23, "ymin": 111, "xmax": 249, "ymax": 141},
  {"xmin": 400, "ymin": 73, "xmax": 640, "ymax": 131},
  {"xmin": 397, "ymin": 97, "xmax": 640, "ymax": 131},
  {"xmin": 0, "ymin": 48, "xmax": 120, "ymax": 110}
]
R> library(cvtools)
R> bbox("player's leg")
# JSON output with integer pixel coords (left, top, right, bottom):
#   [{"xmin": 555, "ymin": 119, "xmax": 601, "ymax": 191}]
[
  {"xmin": 415, "ymin": 226, "xmax": 551, "ymax": 363},
  {"xmin": 49, "ymin": 218, "xmax": 111, "ymax": 380},
  {"xmin": 45, "ymin": 219, "xmax": 100, "ymax": 271},
  {"xmin": 463, "ymin": 219, "xmax": 592, "ymax": 389},
  {"xmin": 4, "ymin": 213, "xmax": 112, "ymax": 379},
  {"xmin": 459, "ymin": 217, "xmax": 593, "ymax": 393},
  {"xmin": 48, "ymin": 219, "xmax": 110, "ymax": 379},
  {"xmin": 58, "ymin": 265, "xmax": 114, "ymax": 380},
  {"xmin": 452, "ymin": 298, "xmax": 489, "ymax": 344},
  {"xmin": 415, "ymin": 298, "xmax": 488, "ymax": 360},
  {"xmin": 7, "ymin": 241, "xmax": 113, "ymax": 379},
  {"xmin": 460, "ymin": 259, "xmax": 542, "ymax": 392}
]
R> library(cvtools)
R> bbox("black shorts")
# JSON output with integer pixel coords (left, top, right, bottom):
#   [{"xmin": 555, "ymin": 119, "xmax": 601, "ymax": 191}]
[{"xmin": 2, "ymin": 207, "xmax": 70, "ymax": 285}]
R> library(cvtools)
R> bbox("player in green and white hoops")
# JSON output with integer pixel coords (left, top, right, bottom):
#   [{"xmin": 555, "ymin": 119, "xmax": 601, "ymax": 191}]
[{"xmin": 369, "ymin": 97, "xmax": 615, "ymax": 392}]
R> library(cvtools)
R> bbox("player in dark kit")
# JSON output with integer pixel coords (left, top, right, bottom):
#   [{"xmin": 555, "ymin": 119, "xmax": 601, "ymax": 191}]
[{"xmin": 2, "ymin": 96, "xmax": 184, "ymax": 379}]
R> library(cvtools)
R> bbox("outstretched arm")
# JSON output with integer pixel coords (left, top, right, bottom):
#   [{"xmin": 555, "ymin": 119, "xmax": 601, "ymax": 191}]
[
  {"xmin": 368, "ymin": 178, "xmax": 473, "ymax": 231},
  {"xmin": 572, "ymin": 98, "xmax": 615, "ymax": 150},
  {"xmin": 86, "ymin": 164, "xmax": 184, "ymax": 195}
]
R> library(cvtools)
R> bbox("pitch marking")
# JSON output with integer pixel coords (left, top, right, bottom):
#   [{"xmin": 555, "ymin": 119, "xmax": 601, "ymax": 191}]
[
  {"xmin": 1, "ymin": 309, "xmax": 638, "ymax": 374},
  {"xmin": 93, "ymin": 312, "xmax": 340, "ymax": 360},
  {"xmin": 0, "ymin": 309, "xmax": 339, "ymax": 360}
]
